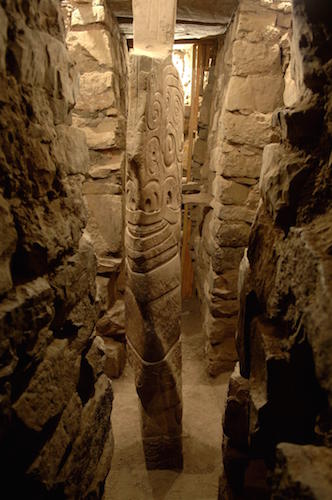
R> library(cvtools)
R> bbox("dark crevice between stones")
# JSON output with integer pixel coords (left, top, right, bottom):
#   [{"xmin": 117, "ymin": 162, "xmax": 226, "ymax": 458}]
[
  {"xmin": 251, "ymin": 333, "xmax": 327, "ymax": 469},
  {"xmin": 0, "ymin": 412, "xmax": 62, "ymax": 499},
  {"xmin": 10, "ymin": 242, "xmax": 48, "ymax": 286},
  {"xmin": 286, "ymin": 336, "xmax": 328, "ymax": 444},
  {"xmin": 55, "ymin": 318, "xmax": 82, "ymax": 340},
  {"xmin": 10, "ymin": 357, "xmax": 39, "ymax": 404},
  {"xmin": 239, "ymin": 292, "xmax": 263, "ymax": 379},
  {"xmin": 77, "ymin": 347, "xmax": 95, "ymax": 405},
  {"xmin": 276, "ymin": 165, "xmax": 312, "ymax": 234},
  {"xmin": 5, "ymin": 47, "xmax": 20, "ymax": 80},
  {"xmin": 57, "ymin": 442, "xmax": 73, "ymax": 476},
  {"xmin": 50, "ymin": 295, "xmax": 68, "ymax": 333}
]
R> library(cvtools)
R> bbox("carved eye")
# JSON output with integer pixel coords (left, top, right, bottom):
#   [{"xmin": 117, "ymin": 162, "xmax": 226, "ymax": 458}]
[
  {"xmin": 141, "ymin": 182, "xmax": 161, "ymax": 213},
  {"xmin": 126, "ymin": 180, "xmax": 138, "ymax": 210},
  {"xmin": 164, "ymin": 176, "xmax": 179, "ymax": 209}
]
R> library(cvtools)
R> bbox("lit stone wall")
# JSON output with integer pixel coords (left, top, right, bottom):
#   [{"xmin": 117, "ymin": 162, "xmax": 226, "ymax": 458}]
[
  {"xmin": 194, "ymin": 0, "xmax": 292, "ymax": 376},
  {"xmin": 63, "ymin": 0, "xmax": 128, "ymax": 376}
]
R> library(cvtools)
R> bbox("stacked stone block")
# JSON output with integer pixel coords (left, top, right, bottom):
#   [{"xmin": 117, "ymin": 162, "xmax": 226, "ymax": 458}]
[
  {"xmin": 220, "ymin": 0, "xmax": 332, "ymax": 497},
  {"xmin": 63, "ymin": 0, "xmax": 128, "ymax": 375},
  {"xmin": 0, "ymin": 1, "xmax": 113, "ymax": 497},
  {"xmin": 195, "ymin": 0, "xmax": 292, "ymax": 376}
]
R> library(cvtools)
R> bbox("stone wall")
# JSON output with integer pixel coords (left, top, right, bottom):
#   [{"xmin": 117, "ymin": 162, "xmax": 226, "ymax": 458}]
[
  {"xmin": 63, "ymin": 0, "xmax": 128, "ymax": 376},
  {"xmin": 0, "ymin": 1, "xmax": 112, "ymax": 497},
  {"xmin": 220, "ymin": 0, "xmax": 332, "ymax": 497},
  {"xmin": 194, "ymin": 0, "xmax": 292, "ymax": 376}
]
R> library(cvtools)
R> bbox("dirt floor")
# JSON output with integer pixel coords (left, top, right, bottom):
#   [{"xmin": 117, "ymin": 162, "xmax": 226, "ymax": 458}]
[{"xmin": 104, "ymin": 296, "xmax": 231, "ymax": 500}]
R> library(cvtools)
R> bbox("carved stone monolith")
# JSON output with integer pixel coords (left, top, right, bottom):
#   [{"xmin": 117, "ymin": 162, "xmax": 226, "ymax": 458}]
[{"xmin": 125, "ymin": 0, "xmax": 184, "ymax": 470}]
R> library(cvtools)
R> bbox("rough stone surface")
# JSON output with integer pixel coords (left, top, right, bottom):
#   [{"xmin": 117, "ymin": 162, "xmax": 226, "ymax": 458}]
[
  {"xmin": 96, "ymin": 299, "xmax": 125, "ymax": 339},
  {"xmin": 0, "ymin": 1, "xmax": 112, "ymax": 497},
  {"xmin": 64, "ymin": 0, "xmax": 128, "ymax": 354},
  {"xmin": 103, "ymin": 337, "xmax": 126, "ymax": 379},
  {"xmin": 220, "ymin": 0, "xmax": 332, "ymax": 497},
  {"xmin": 194, "ymin": 0, "xmax": 291, "ymax": 376},
  {"xmin": 272, "ymin": 444, "xmax": 332, "ymax": 500}
]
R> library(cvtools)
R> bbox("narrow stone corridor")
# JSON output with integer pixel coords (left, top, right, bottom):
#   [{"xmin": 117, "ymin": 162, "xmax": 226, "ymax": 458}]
[
  {"xmin": 105, "ymin": 297, "xmax": 230, "ymax": 499},
  {"xmin": 1, "ymin": 1, "xmax": 332, "ymax": 498}
]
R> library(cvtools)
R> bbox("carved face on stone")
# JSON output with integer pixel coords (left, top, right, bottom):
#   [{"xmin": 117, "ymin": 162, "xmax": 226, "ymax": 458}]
[{"xmin": 126, "ymin": 55, "xmax": 184, "ymax": 235}]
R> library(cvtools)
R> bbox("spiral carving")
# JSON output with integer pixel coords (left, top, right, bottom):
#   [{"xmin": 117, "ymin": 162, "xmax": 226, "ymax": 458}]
[
  {"xmin": 125, "ymin": 53, "xmax": 184, "ymax": 471},
  {"xmin": 147, "ymin": 94, "xmax": 163, "ymax": 131}
]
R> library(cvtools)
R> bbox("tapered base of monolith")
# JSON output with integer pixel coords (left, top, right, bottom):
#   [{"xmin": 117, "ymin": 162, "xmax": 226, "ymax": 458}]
[{"xmin": 143, "ymin": 435, "xmax": 183, "ymax": 470}]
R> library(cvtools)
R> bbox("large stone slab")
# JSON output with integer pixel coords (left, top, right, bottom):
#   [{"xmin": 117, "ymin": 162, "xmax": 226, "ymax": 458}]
[
  {"xmin": 13, "ymin": 339, "xmax": 81, "ymax": 432},
  {"xmin": 222, "ymin": 111, "xmax": 275, "ymax": 148},
  {"xmin": 225, "ymin": 75, "xmax": 284, "ymax": 114},
  {"xmin": 75, "ymin": 71, "xmax": 118, "ymax": 114},
  {"xmin": 232, "ymin": 40, "xmax": 281, "ymax": 76},
  {"xmin": 212, "ymin": 176, "xmax": 250, "ymax": 206},
  {"xmin": 212, "ymin": 142, "xmax": 263, "ymax": 179},
  {"xmin": 71, "ymin": 3, "xmax": 106, "ymax": 26},
  {"xmin": 85, "ymin": 193, "xmax": 123, "ymax": 255},
  {"xmin": 66, "ymin": 29, "xmax": 114, "ymax": 72},
  {"xmin": 211, "ymin": 218, "xmax": 251, "ymax": 248}
]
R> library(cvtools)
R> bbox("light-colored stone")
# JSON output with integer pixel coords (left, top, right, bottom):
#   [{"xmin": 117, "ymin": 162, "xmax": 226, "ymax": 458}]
[
  {"xmin": 283, "ymin": 64, "xmax": 299, "ymax": 107},
  {"xmin": 212, "ymin": 201, "xmax": 256, "ymax": 224},
  {"xmin": 237, "ymin": 9, "xmax": 277, "ymax": 35},
  {"xmin": 75, "ymin": 116, "xmax": 125, "ymax": 150},
  {"xmin": 222, "ymin": 111, "xmax": 274, "ymax": 148},
  {"xmin": 83, "ymin": 180, "xmax": 122, "ymax": 195},
  {"xmin": 193, "ymin": 138, "xmax": 208, "ymax": 164},
  {"xmin": 211, "ymin": 218, "xmax": 251, "ymax": 248},
  {"xmin": 213, "ymin": 176, "xmax": 250, "ymax": 205},
  {"xmin": 232, "ymin": 40, "xmax": 281, "ymax": 76},
  {"xmin": 96, "ymin": 299, "xmax": 125, "ymax": 337},
  {"xmin": 75, "ymin": 71, "xmax": 117, "ymax": 113},
  {"xmin": 54, "ymin": 125, "xmax": 89, "ymax": 176},
  {"xmin": 66, "ymin": 29, "xmax": 114, "ymax": 71},
  {"xmin": 212, "ymin": 246, "xmax": 246, "ymax": 274},
  {"xmin": 225, "ymin": 75, "xmax": 284, "ymax": 114},
  {"xmin": 206, "ymin": 337, "xmax": 237, "ymax": 376},
  {"xmin": 132, "ymin": 0, "xmax": 177, "ymax": 58},
  {"xmin": 212, "ymin": 143, "xmax": 263, "ymax": 179},
  {"xmin": 85, "ymin": 193, "xmax": 123, "ymax": 255},
  {"xmin": 71, "ymin": 3, "xmax": 105, "ymax": 26},
  {"xmin": 103, "ymin": 337, "xmax": 126, "ymax": 378}
]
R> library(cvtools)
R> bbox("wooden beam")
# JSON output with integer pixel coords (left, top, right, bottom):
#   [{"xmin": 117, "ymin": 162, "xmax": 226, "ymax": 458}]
[{"xmin": 181, "ymin": 42, "xmax": 206, "ymax": 299}]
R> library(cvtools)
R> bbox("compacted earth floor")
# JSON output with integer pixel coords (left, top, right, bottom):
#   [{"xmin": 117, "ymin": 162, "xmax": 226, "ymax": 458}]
[{"xmin": 104, "ymin": 296, "xmax": 231, "ymax": 500}]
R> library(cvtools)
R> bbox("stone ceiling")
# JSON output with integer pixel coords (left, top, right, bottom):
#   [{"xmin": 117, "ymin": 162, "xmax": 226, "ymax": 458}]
[{"xmin": 112, "ymin": 0, "xmax": 239, "ymax": 41}]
